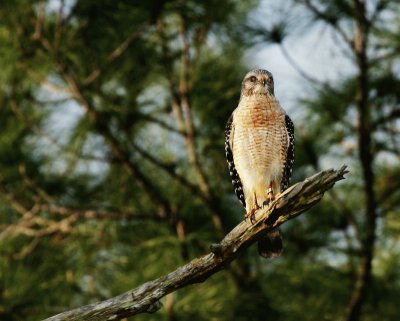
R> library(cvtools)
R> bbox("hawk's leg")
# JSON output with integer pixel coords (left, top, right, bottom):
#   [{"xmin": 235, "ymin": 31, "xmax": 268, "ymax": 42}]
[
  {"xmin": 263, "ymin": 184, "xmax": 277, "ymax": 207},
  {"xmin": 244, "ymin": 206, "xmax": 260, "ymax": 224},
  {"xmin": 245, "ymin": 192, "xmax": 260, "ymax": 224}
]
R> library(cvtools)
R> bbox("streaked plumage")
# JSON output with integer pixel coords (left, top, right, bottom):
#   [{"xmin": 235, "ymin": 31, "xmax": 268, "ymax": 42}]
[{"xmin": 225, "ymin": 69, "xmax": 295, "ymax": 258}]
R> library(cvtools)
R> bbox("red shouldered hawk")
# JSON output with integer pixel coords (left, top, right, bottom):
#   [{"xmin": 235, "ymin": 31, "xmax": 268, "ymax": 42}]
[{"xmin": 225, "ymin": 69, "xmax": 295, "ymax": 258}]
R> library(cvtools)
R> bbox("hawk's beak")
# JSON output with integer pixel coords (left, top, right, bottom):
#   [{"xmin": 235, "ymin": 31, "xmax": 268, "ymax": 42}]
[{"xmin": 260, "ymin": 75, "xmax": 267, "ymax": 86}]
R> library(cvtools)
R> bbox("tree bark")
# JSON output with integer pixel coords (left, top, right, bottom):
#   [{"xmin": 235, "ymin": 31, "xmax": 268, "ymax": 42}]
[
  {"xmin": 43, "ymin": 167, "xmax": 348, "ymax": 321},
  {"xmin": 343, "ymin": 2, "xmax": 376, "ymax": 321}
]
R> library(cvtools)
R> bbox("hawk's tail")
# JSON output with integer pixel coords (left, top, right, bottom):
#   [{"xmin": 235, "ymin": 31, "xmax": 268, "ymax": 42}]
[{"xmin": 257, "ymin": 228, "xmax": 283, "ymax": 259}]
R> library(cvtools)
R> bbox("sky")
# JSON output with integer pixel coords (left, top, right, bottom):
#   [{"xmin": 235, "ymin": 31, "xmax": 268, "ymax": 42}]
[{"xmin": 246, "ymin": 0, "xmax": 355, "ymax": 118}]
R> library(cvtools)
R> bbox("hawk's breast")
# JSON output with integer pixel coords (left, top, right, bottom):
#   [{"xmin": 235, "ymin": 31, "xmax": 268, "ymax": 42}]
[{"xmin": 232, "ymin": 97, "xmax": 287, "ymax": 196}]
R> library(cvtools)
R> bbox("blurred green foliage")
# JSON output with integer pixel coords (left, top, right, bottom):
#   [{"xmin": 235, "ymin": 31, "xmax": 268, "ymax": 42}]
[{"xmin": 0, "ymin": 1, "xmax": 399, "ymax": 321}]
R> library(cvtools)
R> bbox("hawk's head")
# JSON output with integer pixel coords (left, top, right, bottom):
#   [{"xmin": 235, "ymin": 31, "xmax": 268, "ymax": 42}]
[{"xmin": 240, "ymin": 69, "xmax": 274, "ymax": 98}]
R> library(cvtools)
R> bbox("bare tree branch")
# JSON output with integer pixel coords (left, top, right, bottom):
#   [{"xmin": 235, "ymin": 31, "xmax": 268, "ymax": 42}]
[
  {"xmin": 279, "ymin": 43, "xmax": 352, "ymax": 106},
  {"xmin": 302, "ymin": 0, "xmax": 354, "ymax": 50},
  {"xmin": 131, "ymin": 141, "xmax": 202, "ymax": 197},
  {"xmin": 157, "ymin": 16, "xmax": 226, "ymax": 233},
  {"xmin": 83, "ymin": 23, "xmax": 150, "ymax": 86},
  {"xmin": 178, "ymin": 14, "xmax": 210, "ymax": 196},
  {"xmin": 138, "ymin": 113, "xmax": 185, "ymax": 136},
  {"xmin": 61, "ymin": 70, "xmax": 171, "ymax": 218},
  {"xmin": 43, "ymin": 166, "xmax": 348, "ymax": 321}
]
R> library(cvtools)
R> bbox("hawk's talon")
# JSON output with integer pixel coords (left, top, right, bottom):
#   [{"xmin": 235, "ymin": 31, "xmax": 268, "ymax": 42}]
[{"xmin": 244, "ymin": 206, "xmax": 260, "ymax": 224}]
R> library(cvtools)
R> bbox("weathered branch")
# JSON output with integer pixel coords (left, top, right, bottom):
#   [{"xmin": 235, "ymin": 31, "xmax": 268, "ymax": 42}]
[{"xmin": 43, "ymin": 166, "xmax": 348, "ymax": 321}]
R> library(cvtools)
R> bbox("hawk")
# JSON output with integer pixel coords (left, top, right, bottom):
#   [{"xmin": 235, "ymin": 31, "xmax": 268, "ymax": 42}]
[{"xmin": 225, "ymin": 69, "xmax": 295, "ymax": 258}]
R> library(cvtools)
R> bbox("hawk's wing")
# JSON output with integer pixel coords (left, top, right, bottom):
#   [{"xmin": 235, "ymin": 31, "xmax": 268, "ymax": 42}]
[
  {"xmin": 280, "ymin": 115, "xmax": 295, "ymax": 192},
  {"xmin": 225, "ymin": 114, "xmax": 246, "ymax": 208}
]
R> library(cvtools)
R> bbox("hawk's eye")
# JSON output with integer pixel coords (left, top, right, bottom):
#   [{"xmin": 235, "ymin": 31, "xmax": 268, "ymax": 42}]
[{"xmin": 249, "ymin": 76, "xmax": 257, "ymax": 82}]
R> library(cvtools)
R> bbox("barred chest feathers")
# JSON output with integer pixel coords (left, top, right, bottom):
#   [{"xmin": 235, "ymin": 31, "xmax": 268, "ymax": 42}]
[{"xmin": 231, "ymin": 95, "xmax": 288, "ymax": 212}]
